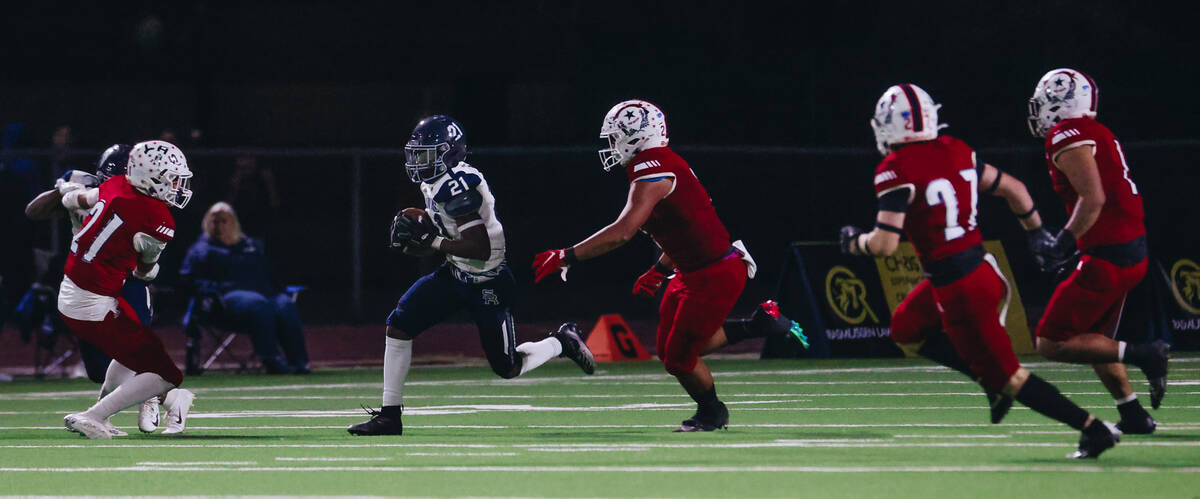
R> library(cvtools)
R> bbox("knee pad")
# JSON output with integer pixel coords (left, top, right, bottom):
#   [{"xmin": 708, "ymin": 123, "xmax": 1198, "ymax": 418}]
[{"xmin": 489, "ymin": 357, "xmax": 521, "ymax": 379}]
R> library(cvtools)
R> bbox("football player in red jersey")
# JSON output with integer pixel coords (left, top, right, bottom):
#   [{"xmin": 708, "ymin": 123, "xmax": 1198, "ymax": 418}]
[
  {"xmin": 56, "ymin": 140, "xmax": 196, "ymax": 439},
  {"xmin": 533, "ymin": 100, "xmax": 805, "ymax": 432},
  {"xmin": 1026, "ymin": 68, "xmax": 1170, "ymax": 433},
  {"xmin": 840, "ymin": 84, "xmax": 1119, "ymax": 458}
]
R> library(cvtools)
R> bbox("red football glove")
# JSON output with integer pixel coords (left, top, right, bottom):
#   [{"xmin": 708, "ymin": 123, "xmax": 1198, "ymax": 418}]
[
  {"xmin": 532, "ymin": 248, "xmax": 577, "ymax": 283},
  {"xmin": 631, "ymin": 264, "xmax": 671, "ymax": 297}
]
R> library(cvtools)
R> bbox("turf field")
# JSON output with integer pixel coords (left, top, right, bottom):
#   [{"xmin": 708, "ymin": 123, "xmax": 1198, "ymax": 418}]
[{"xmin": 1, "ymin": 356, "xmax": 1198, "ymax": 497}]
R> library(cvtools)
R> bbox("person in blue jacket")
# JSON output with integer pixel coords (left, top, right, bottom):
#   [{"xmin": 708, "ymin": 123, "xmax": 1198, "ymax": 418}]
[{"xmin": 180, "ymin": 202, "xmax": 310, "ymax": 374}]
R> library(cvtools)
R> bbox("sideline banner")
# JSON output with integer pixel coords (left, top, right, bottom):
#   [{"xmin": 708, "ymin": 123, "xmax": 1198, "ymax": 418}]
[
  {"xmin": 763, "ymin": 241, "xmax": 1032, "ymax": 358},
  {"xmin": 1155, "ymin": 254, "xmax": 1200, "ymax": 349}
]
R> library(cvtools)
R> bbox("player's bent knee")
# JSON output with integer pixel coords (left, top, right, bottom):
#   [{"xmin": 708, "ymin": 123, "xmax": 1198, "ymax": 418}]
[
  {"xmin": 1036, "ymin": 338, "xmax": 1064, "ymax": 360},
  {"xmin": 663, "ymin": 358, "xmax": 696, "ymax": 377},
  {"xmin": 490, "ymin": 359, "xmax": 521, "ymax": 379},
  {"xmin": 385, "ymin": 325, "xmax": 415, "ymax": 340}
]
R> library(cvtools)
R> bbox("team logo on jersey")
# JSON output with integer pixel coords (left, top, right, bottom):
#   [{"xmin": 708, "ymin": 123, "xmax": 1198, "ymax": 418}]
[
  {"xmin": 1169, "ymin": 259, "xmax": 1200, "ymax": 315},
  {"xmin": 825, "ymin": 266, "xmax": 880, "ymax": 325}
]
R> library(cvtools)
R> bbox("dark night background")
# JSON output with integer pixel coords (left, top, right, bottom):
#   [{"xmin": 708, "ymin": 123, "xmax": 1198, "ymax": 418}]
[{"xmin": 2, "ymin": 1, "xmax": 1197, "ymax": 326}]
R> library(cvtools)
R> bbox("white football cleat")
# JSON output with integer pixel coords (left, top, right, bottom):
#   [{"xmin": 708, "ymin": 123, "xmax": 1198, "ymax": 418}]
[
  {"xmin": 161, "ymin": 389, "xmax": 195, "ymax": 435},
  {"xmin": 101, "ymin": 418, "xmax": 128, "ymax": 437},
  {"xmin": 64, "ymin": 413, "xmax": 113, "ymax": 440},
  {"xmin": 138, "ymin": 397, "xmax": 160, "ymax": 433}
]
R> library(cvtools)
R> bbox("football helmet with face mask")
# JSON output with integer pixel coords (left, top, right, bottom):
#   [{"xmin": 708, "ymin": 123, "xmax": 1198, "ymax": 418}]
[
  {"xmin": 405, "ymin": 115, "xmax": 467, "ymax": 183},
  {"xmin": 1027, "ymin": 68, "xmax": 1099, "ymax": 138},
  {"xmin": 126, "ymin": 140, "xmax": 193, "ymax": 209},
  {"xmin": 598, "ymin": 100, "xmax": 669, "ymax": 171},
  {"xmin": 870, "ymin": 84, "xmax": 945, "ymax": 156}
]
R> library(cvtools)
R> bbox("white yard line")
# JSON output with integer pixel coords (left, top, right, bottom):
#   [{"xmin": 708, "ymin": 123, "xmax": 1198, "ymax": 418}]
[
  {"xmin": 135, "ymin": 461, "xmax": 256, "ymax": 465},
  {"xmin": 0, "ymin": 464, "xmax": 1197, "ymax": 473},
  {"xmin": 3, "ymin": 440, "xmax": 1198, "ymax": 451},
  {"xmin": 275, "ymin": 457, "xmax": 391, "ymax": 461}
]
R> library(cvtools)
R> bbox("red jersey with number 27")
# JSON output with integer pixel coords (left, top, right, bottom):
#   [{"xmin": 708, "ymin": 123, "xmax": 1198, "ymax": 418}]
[
  {"xmin": 1043, "ymin": 118, "xmax": 1144, "ymax": 251},
  {"xmin": 64, "ymin": 175, "xmax": 175, "ymax": 297},
  {"xmin": 624, "ymin": 146, "xmax": 731, "ymax": 273},
  {"xmin": 873, "ymin": 136, "xmax": 982, "ymax": 264}
]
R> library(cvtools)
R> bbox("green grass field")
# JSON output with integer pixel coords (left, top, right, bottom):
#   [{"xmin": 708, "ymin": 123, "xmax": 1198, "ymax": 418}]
[{"xmin": 1, "ymin": 356, "xmax": 1198, "ymax": 497}]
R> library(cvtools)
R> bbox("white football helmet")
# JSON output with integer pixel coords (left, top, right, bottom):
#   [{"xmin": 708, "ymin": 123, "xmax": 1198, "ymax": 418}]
[
  {"xmin": 598, "ymin": 99, "xmax": 669, "ymax": 171},
  {"xmin": 870, "ymin": 84, "xmax": 945, "ymax": 156},
  {"xmin": 126, "ymin": 140, "xmax": 193, "ymax": 208},
  {"xmin": 1027, "ymin": 68, "xmax": 1099, "ymax": 138}
]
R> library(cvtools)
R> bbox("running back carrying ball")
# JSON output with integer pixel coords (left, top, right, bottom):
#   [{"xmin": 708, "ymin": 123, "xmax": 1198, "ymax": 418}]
[{"xmin": 390, "ymin": 207, "xmax": 436, "ymax": 256}]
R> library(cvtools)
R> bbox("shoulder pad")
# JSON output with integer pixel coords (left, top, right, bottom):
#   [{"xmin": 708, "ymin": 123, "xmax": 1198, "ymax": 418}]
[{"xmin": 444, "ymin": 190, "xmax": 483, "ymax": 217}]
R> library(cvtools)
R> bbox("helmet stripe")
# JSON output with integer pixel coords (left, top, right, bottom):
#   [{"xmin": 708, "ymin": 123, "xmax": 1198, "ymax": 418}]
[
  {"xmin": 1079, "ymin": 71, "xmax": 1099, "ymax": 112},
  {"xmin": 899, "ymin": 84, "xmax": 924, "ymax": 132}
]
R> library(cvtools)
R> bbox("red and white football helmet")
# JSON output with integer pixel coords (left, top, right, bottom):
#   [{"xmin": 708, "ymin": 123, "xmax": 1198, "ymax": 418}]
[
  {"xmin": 870, "ymin": 84, "xmax": 945, "ymax": 156},
  {"xmin": 127, "ymin": 140, "xmax": 193, "ymax": 208},
  {"xmin": 1027, "ymin": 68, "xmax": 1099, "ymax": 138},
  {"xmin": 598, "ymin": 99, "xmax": 669, "ymax": 171}
]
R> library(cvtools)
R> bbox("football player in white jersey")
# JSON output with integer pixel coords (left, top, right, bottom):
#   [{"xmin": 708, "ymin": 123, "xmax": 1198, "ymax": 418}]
[{"xmin": 348, "ymin": 115, "xmax": 595, "ymax": 436}]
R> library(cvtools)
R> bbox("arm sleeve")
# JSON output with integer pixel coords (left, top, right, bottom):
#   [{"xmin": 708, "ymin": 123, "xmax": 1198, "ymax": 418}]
[
  {"xmin": 877, "ymin": 187, "xmax": 913, "ymax": 213},
  {"xmin": 133, "ymin": 232, "xmax": 168, "ymax": 263}
]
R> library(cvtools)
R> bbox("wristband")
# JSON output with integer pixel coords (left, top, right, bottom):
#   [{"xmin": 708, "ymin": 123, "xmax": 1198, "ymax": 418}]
[
  {"xmin": 875, "ymin": 222, "xmax": 903, "ymax": 235},
  {"xmin": 857, "ymin": 233, "xmax": 871, "ymax": 255},
  {"xmin": 1015, "ymin": 203, "xmax": 1037, "ymax": 219},
  {"xmin": 983, "ymin": 171, "xmax": 1004, "ymax": 195}
]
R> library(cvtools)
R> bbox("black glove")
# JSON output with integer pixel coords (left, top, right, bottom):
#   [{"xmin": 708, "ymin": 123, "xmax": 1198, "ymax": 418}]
[
  {"xmin": 1031, "ymin": 228, "xmax": 1078, "ymax": 274},
  {"xmin": 1025, "ymin": 227, "xmax": 1054, "ymax": 265},
  {"xmin": 839, "ymin": 225, "xmax": 863, "ymax": 255},
  {"xmin": 390, "ymin": 212, "xmax": 435, "ymax": 250}
]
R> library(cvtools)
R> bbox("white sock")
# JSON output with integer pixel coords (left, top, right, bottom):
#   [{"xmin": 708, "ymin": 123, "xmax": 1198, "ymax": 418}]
[
  {"xmin": 1116, "ymin": 393, "xmax": 1138, "ymax": 404},
  {"xmin": 98, "ymin": 361, "xmax": 135, "ymax": 399},
  {"xmin": 1117, "ymin": 341, "xmax": 1127, "ymax": 362},
  {"xmin": 84, "ymin": 372, "xmax": 173, "ymax": 421},
  {"xmin": 516, "ymin": 337, "xmax": 563, "ymax": 376},
  {"xmin": 382, "ymin": 337, "xmax": 413, "ymax": 407}
]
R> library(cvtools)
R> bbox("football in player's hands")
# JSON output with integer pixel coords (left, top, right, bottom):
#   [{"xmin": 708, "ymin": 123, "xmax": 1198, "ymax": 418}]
[{"xmin": 390, "ymin": 207, "xmax": 436, "ymax": 256}]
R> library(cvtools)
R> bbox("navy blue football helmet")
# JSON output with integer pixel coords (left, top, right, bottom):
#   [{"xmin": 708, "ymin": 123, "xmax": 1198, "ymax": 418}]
[
  {"xmin": 405, "ymin": 115, "xmax": 467, "ymax": 183},
  {"xmin": 96, "ymin": 143, "xmax": 133, "ymax": 181}
]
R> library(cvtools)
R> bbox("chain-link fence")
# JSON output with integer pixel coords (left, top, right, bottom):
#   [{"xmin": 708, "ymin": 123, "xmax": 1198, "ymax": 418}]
[{"xmin": 3, "ymin": 141, "xmax": 1197, "ymax": 327}]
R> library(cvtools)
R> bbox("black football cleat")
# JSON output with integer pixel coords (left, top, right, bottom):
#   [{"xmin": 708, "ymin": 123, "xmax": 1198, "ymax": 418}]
[
  {"xmin": 1139, "ymin": 340, "xmax": 1170, "ymax": 409},
  {"xmin": 673, "ymin": 402, "xmax": 729, "ymax": 432},
  {"xmin": 347, "ymin": 405, "xmax": 403, "ymax": 436},
  {"xmin": 553, "ymin": 323, "xmax": 595, "ymax": 375},
  {"xmin": 1116, "ymin": 414, "xmax": 1157, "ymax": 435},
  {"xmin": 1068, "ymin": 420, "xmax": 1120, "ymax": 459},
  {"xmin": 988, "ymin": 391, "xmax": 1013, "ymax": 424},
  {"xmin": 754, "ymin": 300, "xmax": 809, "ymax": 349}
]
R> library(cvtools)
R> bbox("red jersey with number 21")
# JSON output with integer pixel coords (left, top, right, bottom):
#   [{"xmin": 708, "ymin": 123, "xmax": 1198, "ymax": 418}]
[
  {"xmin": 1043, "ymin": 118, "xmax": 1144, "ymax": 251},
  {"xmin": 873, "ymin": 136, "xmax": 982, "ymax": 264},
  {"xmin": 64, "ymin": 175, "xmax": 175, "ymax": 297},
  {"xmin": 624, "ymin": 146, "xmax": 731, "ymax": 273}
]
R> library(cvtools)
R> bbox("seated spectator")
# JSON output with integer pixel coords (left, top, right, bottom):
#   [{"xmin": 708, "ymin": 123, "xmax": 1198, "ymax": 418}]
[{"xmin": 180, "ymin": 202, "xmax": 310, "ymax": 374}]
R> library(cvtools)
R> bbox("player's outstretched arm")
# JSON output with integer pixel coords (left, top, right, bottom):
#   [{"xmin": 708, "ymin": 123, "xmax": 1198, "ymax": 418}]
[
  {"xmin": 25, "ymin": 189, "xmax": 67, "ymax": 220},
  {"xmin": 978, "ymin": 163, "xmax": 1042, "ymax": 231},
  {"xmin": 573, "ymin": 178, "xmax": 672, "ymax": 261},
  {"xmin": 532, "ymin": 178, "xmax": 672, "ymax": 283}
]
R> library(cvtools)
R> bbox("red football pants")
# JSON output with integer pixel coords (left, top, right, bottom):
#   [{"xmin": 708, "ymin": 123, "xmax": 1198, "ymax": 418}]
[
  {"xmin": 656, "ymin": 255, "xmax": 746, "ymax": 376},
  {"xmin": 1036, "ymin": 255, "xmax": 1147, "ymax": 342},
  {"xmin": 60, "ymin": 297, "xmax": 183, "ymax": 386},
  {"xmin": 890, "ymin": 261, "xmax": 1020, "ymax": 393}
]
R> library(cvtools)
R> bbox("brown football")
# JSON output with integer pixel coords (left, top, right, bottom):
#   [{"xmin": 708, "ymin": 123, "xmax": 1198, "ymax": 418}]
[{"xmin": 399, "ymin": 207, "xmax": 436, "ymax": 256}]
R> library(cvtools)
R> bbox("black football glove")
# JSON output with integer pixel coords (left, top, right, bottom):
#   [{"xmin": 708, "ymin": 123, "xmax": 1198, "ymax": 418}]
[
  {"xmin": 838, "ymin": 225, "xmax": 864, "ymax": 255},
  {"xmin": 389, "ymin": 212, "xmax": 434, "ymax": 250},
  {"xmin": 1031, "ymin": 228, "xmax": 1078, "ymax": 274},
  {"xmin": 1025, "ymin": 227, "xmax": 1054, "ymax": 265}
]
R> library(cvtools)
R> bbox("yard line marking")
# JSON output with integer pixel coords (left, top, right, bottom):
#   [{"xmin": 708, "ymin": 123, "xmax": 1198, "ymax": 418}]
[
  {"xmin": 275, "ymin": 457, "xmax": 391, "ymax": 462},
  {"xmin": 135, "ymin": 461, "xmax": 256, "ymax": 466},
  {"xmin": 0, "ymin": 465, "xmax": 1198, "ymax": 473},
  {"xmin": 892, "ymin": 434, "xmax": 1011, "ymax": 439},
  {"xmin": 4, "ymin": 440, "xmax": 1199, "ymax": 451},
  {"xmin": 403, "ymin": 452, "xmax": 520, "ymax": 457}
]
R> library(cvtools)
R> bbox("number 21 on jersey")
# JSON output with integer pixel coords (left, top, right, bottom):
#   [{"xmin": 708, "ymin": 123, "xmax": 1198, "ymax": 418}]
[
  {"xmin": 70, "ymin": 201, "xmax": 124, "ymax": 263},
  {"xmin": 925, "ymin": 168, "xmax": 978, "ymax": 241}
]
